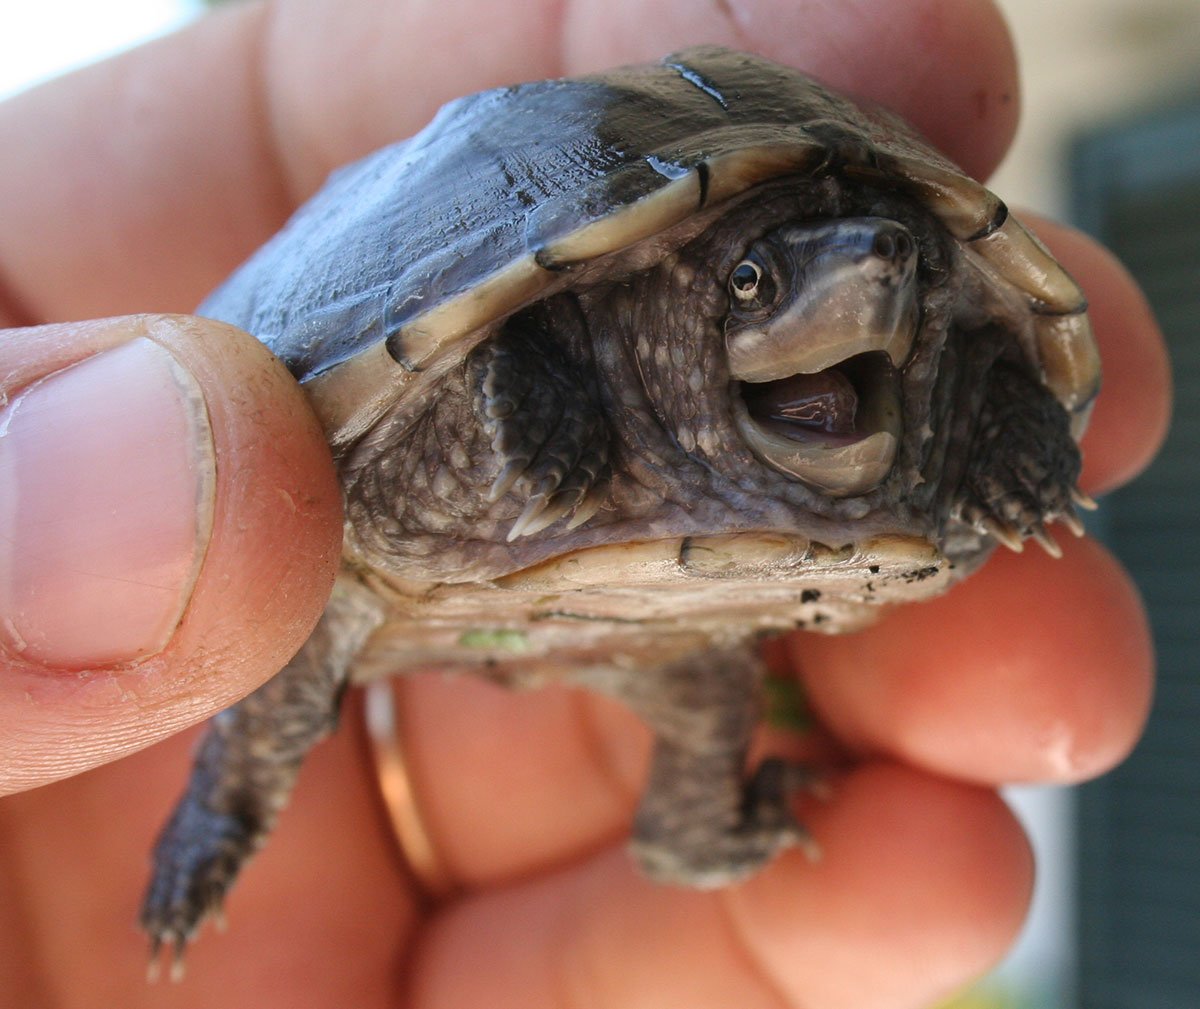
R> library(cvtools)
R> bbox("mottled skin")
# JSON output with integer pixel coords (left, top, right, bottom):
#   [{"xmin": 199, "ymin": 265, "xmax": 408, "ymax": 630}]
[{"xmin": 141, "ymin": 49, "xmax": 1089, "ymax": 964}]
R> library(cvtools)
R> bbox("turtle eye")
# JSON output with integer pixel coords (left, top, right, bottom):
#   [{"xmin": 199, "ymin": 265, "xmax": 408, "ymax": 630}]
[
  {"xmin": 729, "ymin": 257, "xmax": 775, "ymax": 310},
  {"xmin": 730, "ymin": 260, "xmax": 762, "ymax": 299}
]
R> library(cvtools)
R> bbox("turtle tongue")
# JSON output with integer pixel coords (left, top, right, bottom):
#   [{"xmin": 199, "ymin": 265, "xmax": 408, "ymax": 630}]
[
  {"xmin": 741, "ymin": 369, "xmax": 859, "ymax": 439},
  {"xmin": 733, "ymin": 351, "xmax": 901, "ymax": 496}
]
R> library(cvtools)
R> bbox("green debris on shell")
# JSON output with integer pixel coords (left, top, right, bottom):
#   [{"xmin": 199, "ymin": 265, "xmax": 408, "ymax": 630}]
[
  {"xmin": 763, "ymin": 674, "xmax": 814, "ymax": 734},
  {"xmin": 457, "ymin": 628, "xmax": 531, "ymax": 652}
]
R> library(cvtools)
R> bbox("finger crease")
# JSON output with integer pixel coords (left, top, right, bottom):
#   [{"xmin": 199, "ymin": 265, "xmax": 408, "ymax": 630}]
[
  {"xmin": 0, "ymin": 266, "xmax": 40, "ymax": 328},
  {"xmin": 252, "ymin": 0, "xmax": 310, "ymax": 217},
  {"xmin": 712, "ymin": 0, "xmax": 755, "ymax": 53},
  {"xmin": 548, "ymin": 0, "xmax": 569, "ymax": 79},
  {"xmin": 569, "ymin": 690, "xmax": 642, "ymax": 814},
  {"xmin": 716, "ymin": 889, "xmax": 807, "ymax": 1009}
]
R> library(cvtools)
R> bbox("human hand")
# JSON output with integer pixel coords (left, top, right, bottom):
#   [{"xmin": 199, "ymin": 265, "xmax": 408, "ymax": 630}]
[
  {"xmin": 0, "ymin": 2, "xmax": 1169, "ymax": 1008},
  {"xmin": 0, "ymin": 316, "xmax": 342, "ymax": 793}
]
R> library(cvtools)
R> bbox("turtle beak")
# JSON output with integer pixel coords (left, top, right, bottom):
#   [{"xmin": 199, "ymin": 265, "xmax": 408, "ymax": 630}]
[{"xmin": 727, "ymin": 218, "xmax": 917, "ymax": 497}]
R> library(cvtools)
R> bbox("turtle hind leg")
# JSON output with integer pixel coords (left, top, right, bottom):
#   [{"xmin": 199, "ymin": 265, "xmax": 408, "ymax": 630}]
[
  {"xmin": 955, "ymin": 360, "xmax": 1086, "ymax": 557},
  {"xmin": 140, "ymin": 582, "xmax": 383, "ymax": 972},
  {"xmin": 580, "ymin": 645, "xmax": 811, "ymax": 887},
  {"xmin": 633, "ymin": 745, "xmax": 815, "ymax": 888},
  {"xmin": 470, "ymin": 300, "xmax": 611, "ymax": 540},
  {"xmin": 141, "ymin": 729, "xmax": 267, "ymax": 981}
]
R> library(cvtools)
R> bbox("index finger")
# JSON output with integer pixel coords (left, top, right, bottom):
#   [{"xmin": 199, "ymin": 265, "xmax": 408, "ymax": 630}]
[{"xmin": 0, "ymin": 0, "xmax": 1019, "ymax": 324}]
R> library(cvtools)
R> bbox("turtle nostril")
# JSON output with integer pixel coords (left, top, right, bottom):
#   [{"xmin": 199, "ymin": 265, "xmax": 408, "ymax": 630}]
[
  {"xmin": 872, "ymin": 232, "xmax": 896, "ymax": 259},
  {"xmin": 872, "ymin": 227, "xmax": 916, "ymax": 264}
]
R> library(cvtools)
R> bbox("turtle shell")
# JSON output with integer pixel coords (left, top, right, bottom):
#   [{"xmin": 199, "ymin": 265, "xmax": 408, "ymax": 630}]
[{"xmin": 200, "ymin": 46, "xmax": 1098, "ymax": 450}]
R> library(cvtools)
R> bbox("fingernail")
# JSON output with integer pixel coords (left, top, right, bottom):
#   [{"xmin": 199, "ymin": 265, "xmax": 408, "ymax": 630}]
[{"xmin": 0, "ymin": 338, "xmax": 216, "ymax": 668}]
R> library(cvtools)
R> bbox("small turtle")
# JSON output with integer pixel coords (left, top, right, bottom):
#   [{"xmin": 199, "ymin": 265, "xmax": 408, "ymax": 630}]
[{"xmin": 141, "ymin": 47, "xmax": 1098, "ymax": 963}]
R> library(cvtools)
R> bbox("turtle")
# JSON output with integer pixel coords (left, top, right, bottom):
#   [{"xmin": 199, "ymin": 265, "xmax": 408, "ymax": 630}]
[{"xmin": 141, "ymin": 46, "xmax": 1100, "ymax": 964}]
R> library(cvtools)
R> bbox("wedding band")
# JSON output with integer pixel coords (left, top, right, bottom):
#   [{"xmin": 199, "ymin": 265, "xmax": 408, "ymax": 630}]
[{"xmin": 363, "ymin": 680, "xmax": 458, "ymax": 899}]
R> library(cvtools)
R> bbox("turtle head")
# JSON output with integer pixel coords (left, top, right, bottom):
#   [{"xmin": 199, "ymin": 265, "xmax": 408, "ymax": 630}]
[{"xmin": 725, "ymin": 217, "xmax": 918, "ymax": 497}]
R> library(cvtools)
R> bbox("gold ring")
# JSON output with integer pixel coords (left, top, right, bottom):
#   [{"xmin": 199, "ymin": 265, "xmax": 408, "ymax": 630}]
[{"xmin": 363, "ymin": 680, "xmax": 459, "ymax": 899}]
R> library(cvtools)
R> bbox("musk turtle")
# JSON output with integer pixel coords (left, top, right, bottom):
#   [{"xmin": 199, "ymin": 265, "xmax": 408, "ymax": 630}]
[{"xmin": 142, "ymin": 46, "xmax": 1098, "ymax": 960}]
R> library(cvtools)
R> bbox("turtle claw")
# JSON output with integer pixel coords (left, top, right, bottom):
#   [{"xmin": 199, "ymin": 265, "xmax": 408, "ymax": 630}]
[
  {"xmin": 1071, "ymin": 485, "xmax": 1099, "ymax": 511},
  {"xmin": 565, "ymin": 482, "xmax": 608, "ymax": 530},
  {"xmin": 1059, "ymin": 506, "xmax": 1087, "ymax": 538},
  {"xmin": 488, "ymin": 459, "xmax": 527, "ymax": 503},
  {"xmin": 141, "ymin": 870, "xmax": 229, "ymax": 983},
  {"xmin": 145, "ymin": 939, "xmax": 162, "ymax": 984},
  {"xmin": 508, "ymin": 492, "xmax": 553, "ymax": 540},
  {"xmin": 146, "ymin": 931, "xmax": 191, "ymax": 984},
  {"xmin": 980, "ymin": 517, "xmax": 1025, "ymax": 553},
  {"xmin": 1030, "ymin": 524, "xmax": 1063, "ymax": 558},
  {"xmin": 508, "ymin": 484, "xmax": 590, "ymax": 540},
  {"xmin": 974, "ymin": 513, "xmax": 1072, "ymax": 557}
]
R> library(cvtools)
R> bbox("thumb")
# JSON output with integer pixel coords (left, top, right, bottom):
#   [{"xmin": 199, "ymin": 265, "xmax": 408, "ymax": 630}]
[{"xmin": 0, "ymin": 315, "xmax": 342, "ymax": 793}]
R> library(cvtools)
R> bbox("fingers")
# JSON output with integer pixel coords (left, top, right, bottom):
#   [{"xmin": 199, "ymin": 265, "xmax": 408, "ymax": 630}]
[
  {"xmin": 793, "ymin": 537, "xmax": 1155, "ymax": 785},
  {"xmin": 411, "ymin": 763, "xmax": 1032, "ymax": 1009},
  {"xmin": 0, "ymin": 708, "xmax": 413, "ymax": 1006},
  {"xmin": 266, "ymin": 0, "xmax": 1017, "ymax": 191},
  {"xmin": 0, "ymin": 3, "xmax": 284, "ymax": 323},
  {"xmin": 0, "ymin": 0, "xmax": 1020, "ymax": 321},
  {"xmin": 385, "ymin": 539, "xmax": 1152, "ymax": 888},
  {"xmin": 388, "ymin": 676, "xmax": 651, "ymax": 887},
  {"xmin": 558, "ymin": 0, "xmax": 1019, "ymax": 180},
  {"xmin": 1027, "ymin": 216, "xmax": 1172, "ymax": 493},
  {"xmin": 0, "ymin": 316, "xmax": 342, "ymax": 793}
]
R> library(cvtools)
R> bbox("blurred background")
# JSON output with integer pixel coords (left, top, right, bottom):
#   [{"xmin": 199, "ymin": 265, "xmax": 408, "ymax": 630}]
[
  {"xmin": 960, "ymin": 4, "xmax": 1198, "ymax": 1008},
  {"xmin": 1, "ymin": 2, "xmax": 1196, "ymax": 1007}
]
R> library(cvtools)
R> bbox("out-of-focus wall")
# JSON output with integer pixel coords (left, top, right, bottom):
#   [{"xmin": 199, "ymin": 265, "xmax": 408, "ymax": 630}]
[
  {"xmin": 989, "ymin": 0, "xmax": 1200, "ymax": 215},
  {"xmin": 948, "ymin": 5, "xmax": 1200, "ymax": 1007},
  {"xmin": 0, "ymin": 0, "xmax": 199, "ymax": 101}
]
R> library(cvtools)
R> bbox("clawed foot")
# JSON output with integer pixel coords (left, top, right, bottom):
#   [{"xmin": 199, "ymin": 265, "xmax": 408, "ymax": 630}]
[
  {"xmin": 141, "ymin": 803, "xmax": 255, "ymax": 980},
  {"xmin": 959, "ymin": 482, "xmax": 1093, "ymax": 558},
  {"xmin": 956, "ymin": 361, "xmax": 1088, "ymax": 557},
  {"xmin": 632, "ymin": 758, "xmax": 824, "ymax": 888},
  {"xmin": 471, "ymin": 312, "xmax": 611, "ymax": 539}
]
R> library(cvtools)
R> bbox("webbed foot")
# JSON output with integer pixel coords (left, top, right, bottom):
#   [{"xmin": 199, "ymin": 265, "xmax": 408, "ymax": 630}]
[
  {"xmin": 471, "ymin": 305, "xmax": 610, "ymax": 538},
  {"xmin": 633, "ymin": 756, "xmax": 820, "ymax": 887},
  {"xmin": 956, "ymin": 360, "xmax": 1087, "ymax": 556},
  {"xmin": 141, "ymin": 788, "xmax": 255, "ymax": 979},
  {"xmin": 577, "ymin": 645, "xmax": 817, "ymax": 888},
  {"xmin": 140, "ymin": 580, "xmax": 384, "ymax": 972}
]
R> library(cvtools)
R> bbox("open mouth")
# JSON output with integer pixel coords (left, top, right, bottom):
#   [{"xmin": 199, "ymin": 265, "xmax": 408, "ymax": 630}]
[{"xmin": 733, "ymin": 350, "xmax": 903, "ymax": 496}]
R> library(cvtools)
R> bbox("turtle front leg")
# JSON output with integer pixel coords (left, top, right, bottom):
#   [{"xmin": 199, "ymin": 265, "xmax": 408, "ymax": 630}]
[
  {"xmin": 581, "ymin": 644, "xmax": 811, "ymax": 887},
  {"xmin": 140, "ymin": 579, "xmax": 383, "ymax": 976},
  {"xmin": 954, "ymin": 359, "xmax": 1086, "ymax": 553},
  {"xmin": 469, "ymin": 300, "xmax": 611, "ymax": 540}
]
